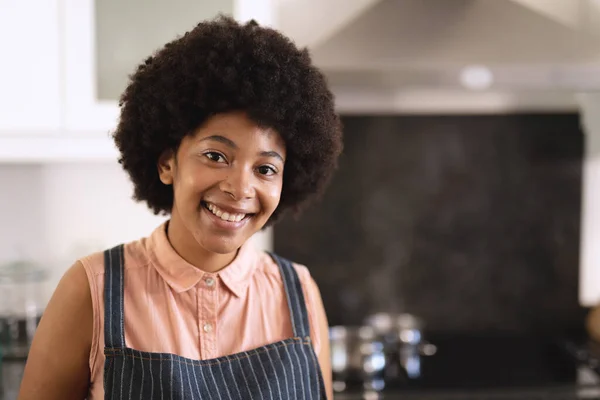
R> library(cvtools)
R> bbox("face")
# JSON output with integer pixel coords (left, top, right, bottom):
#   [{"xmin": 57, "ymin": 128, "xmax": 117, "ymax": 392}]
[{"xmin": 158, "ymin": 111, "xmax": 286, "ymax": 255}]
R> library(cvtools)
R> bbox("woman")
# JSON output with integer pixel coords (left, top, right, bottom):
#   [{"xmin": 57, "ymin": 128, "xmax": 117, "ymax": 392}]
[{"xmin": 18, "ymin": 15, "xmax": 342, "ymax": 400}]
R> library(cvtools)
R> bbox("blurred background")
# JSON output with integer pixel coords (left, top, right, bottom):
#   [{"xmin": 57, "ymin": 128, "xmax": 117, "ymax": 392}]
[{"xmin": 2, "ymin": 0, "xmax": 600, "ymax": 398}]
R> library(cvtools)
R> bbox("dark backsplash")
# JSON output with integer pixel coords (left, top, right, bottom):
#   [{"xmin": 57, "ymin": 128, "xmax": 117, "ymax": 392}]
[{"xmin": 274, "ymin": 113, "xmax": 586, "ymax": 334}]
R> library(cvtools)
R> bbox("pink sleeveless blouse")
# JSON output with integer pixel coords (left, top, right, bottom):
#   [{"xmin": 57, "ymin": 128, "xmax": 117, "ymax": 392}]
[{"xmin": 80, "ymin": 222, "xmax": 323, "ymax": 399}]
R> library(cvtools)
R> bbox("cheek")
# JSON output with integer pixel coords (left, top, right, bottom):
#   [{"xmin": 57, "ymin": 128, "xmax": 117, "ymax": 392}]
[
  {"xmin": 262, "ymin": 182, "xmax": 283, "ymax": 211},
  {"xmin": 173, "ymin": 167, "xmax": 207, "ymax": 202}
]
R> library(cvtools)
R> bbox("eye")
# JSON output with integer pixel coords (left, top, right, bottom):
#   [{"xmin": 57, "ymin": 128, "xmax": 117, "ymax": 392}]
[
  {"xmin": 203, "ymin": 151, "xmax": 227, "ymax": 163},
  {"xmin": 257, "ymin": 165, "xmax": 277, "ymax": 176}
]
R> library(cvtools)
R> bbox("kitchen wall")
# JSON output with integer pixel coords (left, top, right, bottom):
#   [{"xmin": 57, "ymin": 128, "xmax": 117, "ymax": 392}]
[
  {"xmin": 274, "ymin": 113, "xmax": 586, "ymax": 334},
  {"xmin": 0, "ymin": 112, "xmax": 587, "ymax": 329}
]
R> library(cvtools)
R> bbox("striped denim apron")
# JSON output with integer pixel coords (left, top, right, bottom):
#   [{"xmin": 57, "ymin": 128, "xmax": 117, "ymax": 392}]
[{"xmin": 102, "ymin": 245, "xmax": 327, "ymax": 400}]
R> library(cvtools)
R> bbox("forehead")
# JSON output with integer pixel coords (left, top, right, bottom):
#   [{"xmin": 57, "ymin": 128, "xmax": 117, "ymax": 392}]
[{"xmin": 192, "ymin": 112, "xmax": 284, "ymax": 148}]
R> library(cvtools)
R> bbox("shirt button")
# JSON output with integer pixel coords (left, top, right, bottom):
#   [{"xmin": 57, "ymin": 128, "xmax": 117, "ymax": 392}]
[
  {"xmin": 203, "ymin": 323, "xmax": 213, "ymax": 333},
  {"xmin": 205, "ymin": 277, "xmax": 215, "ymax": 287}
]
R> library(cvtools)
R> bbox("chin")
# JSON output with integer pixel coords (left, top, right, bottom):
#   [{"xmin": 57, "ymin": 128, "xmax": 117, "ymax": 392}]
[
  {"xmin": 196, "ymin": 235, "xmax": 244, "ymax": 255},
  {"xmin": 205, "ymin": 243, "xmax": 239, "ymax": 255}
]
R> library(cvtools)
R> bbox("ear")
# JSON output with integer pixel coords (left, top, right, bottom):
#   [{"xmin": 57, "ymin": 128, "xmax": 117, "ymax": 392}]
[{"xmin": 158, "ymin": 149, "xmax": 176, "ymax": 185}]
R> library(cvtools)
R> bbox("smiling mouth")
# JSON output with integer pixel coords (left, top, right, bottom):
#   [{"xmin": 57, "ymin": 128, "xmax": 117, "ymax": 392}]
[{"xmin": 202, "ymin": 201, "xmax": 254, "ymax": 223}]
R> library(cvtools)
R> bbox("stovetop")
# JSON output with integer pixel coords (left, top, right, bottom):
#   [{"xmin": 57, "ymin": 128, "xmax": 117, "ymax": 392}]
[
  {"xmin": 335, "ymin": 387, "xmax": 600, "ymax": 399},
  {"xmin": 393, "ymin": 334, "xmax": 581, "ymax": 390},
  {"xmin": 337, "ymin": 332, "xmax": 600, "ymax": 398}
]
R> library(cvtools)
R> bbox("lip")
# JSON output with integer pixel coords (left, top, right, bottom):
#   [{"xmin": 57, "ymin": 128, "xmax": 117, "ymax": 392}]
[
  {"xmin": 203, "ymin": 201, "xmax": 255, "ymax": 215},
  {"xmin": 201, "ymin": 202, "xmax": 253, "ymax": 230}
]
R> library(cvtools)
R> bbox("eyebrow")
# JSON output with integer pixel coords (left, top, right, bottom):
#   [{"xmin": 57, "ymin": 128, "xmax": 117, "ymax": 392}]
[
  {"xmin": 260, "ymin": 150, "xmax": 285, "ymax": 163},
  {"xmin": 200, "ymin": 135, "xmax": 285, "ymax": 163},
  {"xmin": 200, "ymin": 135, "xmax": 238, "ymax": 149}
]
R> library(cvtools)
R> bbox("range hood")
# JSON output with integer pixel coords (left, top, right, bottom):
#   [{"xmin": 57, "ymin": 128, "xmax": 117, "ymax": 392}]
[{"xmin": 277, "ymin": 0, "xmax": 600, "ymax": 92}]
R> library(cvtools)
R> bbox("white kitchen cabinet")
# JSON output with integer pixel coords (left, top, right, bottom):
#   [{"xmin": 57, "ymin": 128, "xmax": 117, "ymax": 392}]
[
  {"xmin": 0, "ymin": 0, "xmax": 277, "ymax": 162},
  {"xmin": 61, "ymin": 0, "xmax": 237, "ymax": 133},
  {"xmin": 0, "ymin": 0, "xmax": 61, "ymax": 133}
]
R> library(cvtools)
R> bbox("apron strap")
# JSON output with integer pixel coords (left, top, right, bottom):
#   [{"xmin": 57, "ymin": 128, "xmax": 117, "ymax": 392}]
[
  {"xmin": 103, "ymin": 246, "xmax": 310, "ymax": 344},
  {"xmin": 268, "ymin": 252, "xmax": 311, "ymax": 338},
  {"xmin": 103, "ymin": 244, "xmax": 126, "ymax": 348}
]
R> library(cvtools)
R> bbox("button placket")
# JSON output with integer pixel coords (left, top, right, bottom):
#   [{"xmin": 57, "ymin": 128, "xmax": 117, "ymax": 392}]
[{"xmin": 199, "ymin": 274, "xmax": 218, "ymax": 359}]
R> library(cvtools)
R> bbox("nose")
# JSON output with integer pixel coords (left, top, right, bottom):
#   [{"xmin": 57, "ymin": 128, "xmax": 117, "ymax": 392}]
[{"xmin": 219, "ymin": 166, "xmax": 254, "ymax": 200}]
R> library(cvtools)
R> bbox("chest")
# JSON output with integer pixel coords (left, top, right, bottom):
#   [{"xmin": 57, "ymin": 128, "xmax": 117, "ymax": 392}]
[{"xmin": 119, "ymin": 274, "xmax": 294, "ymax": 360}]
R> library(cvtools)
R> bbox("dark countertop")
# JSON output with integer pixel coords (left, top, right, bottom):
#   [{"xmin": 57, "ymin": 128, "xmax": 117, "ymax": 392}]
[
  {"xmin": 333, "ymin": 385, "xmax": 600, "ymax": 399},
  {"xmin": 331, "ymin": 332, "xmax": 600, "ymax": 400}
]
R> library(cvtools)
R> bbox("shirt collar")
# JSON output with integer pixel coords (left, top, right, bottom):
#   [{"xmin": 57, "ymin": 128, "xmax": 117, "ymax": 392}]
[{"xmin": 146, "ymin": 222, "xmax": 259, "ymax": 297}]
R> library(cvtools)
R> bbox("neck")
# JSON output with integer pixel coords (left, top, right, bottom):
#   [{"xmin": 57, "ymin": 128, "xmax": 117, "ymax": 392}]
[{"xmin": 166, "ymin": 219, "xmax": 238, "ymax": 273}]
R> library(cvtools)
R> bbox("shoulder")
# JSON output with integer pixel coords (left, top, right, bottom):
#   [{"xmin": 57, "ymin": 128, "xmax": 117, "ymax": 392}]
[
  {"xmin": 254, "ymin": 251, "xmax": 318, "ymax": 293},
  {"xmin": 73, "ymin": 235, "xmax": 153, "ymax": 379},
  {"xmin": 78, "ymin": 236, "xmax": 152, "ymax": 279}
]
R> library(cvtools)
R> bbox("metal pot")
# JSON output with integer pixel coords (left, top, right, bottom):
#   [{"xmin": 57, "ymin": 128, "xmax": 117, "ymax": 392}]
[
  {"xmin": 364, "ymin": 312, "xmax": 436, "ymax": 354},
  {"xmin": 364, "ymin": 313, "xmax": 437, "ymax": 380},
  {"xmin": 329, "ymin": 326, "xmax": 386, "ymax": 392}
]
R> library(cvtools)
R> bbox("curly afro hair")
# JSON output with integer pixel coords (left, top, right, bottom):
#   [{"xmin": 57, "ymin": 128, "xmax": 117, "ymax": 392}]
[{"xmin": 113, "ymin": 15, "xmax": 343, "ymax": 226}]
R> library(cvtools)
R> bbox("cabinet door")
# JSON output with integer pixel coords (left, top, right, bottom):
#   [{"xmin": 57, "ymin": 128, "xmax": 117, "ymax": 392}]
[
  {"xmin": 63, "ymin": 0, "xmax": 252, "ymax": 133},
  {"xmin": 0, "ymin": 0, "xmax": 61, "ymax": 133}
]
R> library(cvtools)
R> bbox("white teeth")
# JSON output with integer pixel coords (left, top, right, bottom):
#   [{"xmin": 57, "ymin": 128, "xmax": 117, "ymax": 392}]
[{"xmin": 205, "ymin": 203, "xmax": 246, "ymax": 222}]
